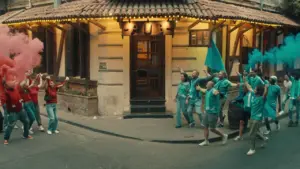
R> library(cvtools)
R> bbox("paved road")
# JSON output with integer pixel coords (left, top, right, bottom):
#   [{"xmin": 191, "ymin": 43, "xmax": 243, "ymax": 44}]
[{"xmin": 0, "ymin": 117, "xmax": 299, "ymax": 169}]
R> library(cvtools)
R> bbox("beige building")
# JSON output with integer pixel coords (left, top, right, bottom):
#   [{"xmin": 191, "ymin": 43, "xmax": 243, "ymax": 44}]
[{"xmin": 0, "ymin": 0, "xmax": 298, "ymax": 117}]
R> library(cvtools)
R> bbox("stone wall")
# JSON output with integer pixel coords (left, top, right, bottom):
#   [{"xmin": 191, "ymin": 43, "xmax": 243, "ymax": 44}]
[{"xmin": 38, "ymin": 91, "xmax": 98, "ymax": 116}]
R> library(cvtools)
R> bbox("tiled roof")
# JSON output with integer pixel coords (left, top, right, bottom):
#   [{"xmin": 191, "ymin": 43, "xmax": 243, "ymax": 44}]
[
  {"xmin": 1, "ymin": 0, "xmax": 298, "ymax": 26},
  {"xmin": 0, "ymin": 10, "xmax": 24, "ymax": 24}
]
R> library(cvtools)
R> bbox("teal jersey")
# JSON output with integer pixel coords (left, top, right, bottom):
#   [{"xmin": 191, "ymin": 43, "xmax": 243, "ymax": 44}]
[
  {"xmin": 214, "ymin": 78, "xmax": 232, "ymax": 98},
  {"xmin": 212, "ymin": 77, "xmax": 219, "ymax": 84},
  {"xmin": 264, "ymin": 80, "xmax": 269, "ymax": 85},
  {"xmin": 250, "ymin": 93, "xmax": 264, "ymax": 121},
  {"xmin": 188, "ymin": 76, "xmax": 214, "ymax": 100},
  {"xmin": 177, "ymin": 82, "xmax": 190, "ymax": 99},
  {"xmin": 265, "ymin": 84, "xmax": 281, "ymax": 109},
  {"xmin": 290, "ymin": 76, "xmax": 300, "ymax": 99},
  {"xmin": 249, "ymin": 75, "xmax": 264, "ymax": 90},
  {"xmin": 205, "ymin": 88, "xmax": 220, "ymax": 114}
]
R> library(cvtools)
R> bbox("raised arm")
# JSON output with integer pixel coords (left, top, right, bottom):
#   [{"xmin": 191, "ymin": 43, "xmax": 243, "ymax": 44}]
[
  {"xmin": 177, "ymin": 66, "xmax": 185, "ymax": 74},
  {"xmin": 36, "ymin": 74, "xmax": 44, "ymax": 88},
  {"xmin": 56, "ymin": 77, "xmax": 69, "ymax": 88},
  {"xmin": 203, "ymin": 70, "xmax": 211, "ymax": 77},
  {"xmin": 237, "ymin": 71, "xmax": 243, "ymax": 83},
  {"xmin": 196, "ymin": 74, "xmax": 215, "ymax": 84},
  {"xmin": 19, "ymin": 79, "xmax": 27, "ymax": 88},
  {"xmin": 45, "ymin": 76, "xmax": 51, "ymax": 89},
  {"xmin": 244, "ymin": 79, "xmax": 254, "ymax": 93}
]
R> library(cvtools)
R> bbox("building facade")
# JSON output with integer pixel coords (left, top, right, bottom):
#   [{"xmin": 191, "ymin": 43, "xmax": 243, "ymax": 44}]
[{"xmin": 0, "ymin": 0, "xmax": 298, "ymax": 116}]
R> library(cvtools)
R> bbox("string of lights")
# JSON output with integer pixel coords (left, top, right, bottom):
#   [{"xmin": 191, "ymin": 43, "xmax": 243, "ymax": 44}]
[{"xmin": 5, "ymin": 15, "xmax": 282, "ymax": 28}]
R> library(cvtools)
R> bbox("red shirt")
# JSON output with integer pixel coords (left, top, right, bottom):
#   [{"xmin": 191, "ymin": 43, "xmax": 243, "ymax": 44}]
[
  {"xmin": 5, "ymin": 87, "xmax": 23, "ymax": 112},
  {"xmin": 45, "ymin": 79, "xmax": 65, "ymax": 104},
  {"xmin": 46, "ymin": 86, "xmax": 58, "ymax": 104},
  {"xmin": 29, "ymin": 86, "xmax": 39, "ymax": 104},
  {"xmin": 19, "ymin": 86, "xmax": 32, "ymax": 102}
]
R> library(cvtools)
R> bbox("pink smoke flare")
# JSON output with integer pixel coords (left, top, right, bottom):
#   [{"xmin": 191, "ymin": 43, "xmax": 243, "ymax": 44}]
[{"xmin": 0, "ymin": 25, "xmax": 43, "ymax": 84}]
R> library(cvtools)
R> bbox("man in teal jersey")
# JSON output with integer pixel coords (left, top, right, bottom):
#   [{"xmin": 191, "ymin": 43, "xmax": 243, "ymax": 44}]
[
  {"xmin": 244, "ymin": 81, "xmax": 267, "ymax": 156},
  {"xmin": 178, "ymin": 67, "xmax": 214, "ymax": 128},
  {"xmin": 248, "ymin": 69, "xmax": 265, "ymax": 90},
  {"xmin": 214, "ymin": 71, "xmax": 239, "ymax": 127},
  {"xmin": 288, "ymin": 73, "xmax": 300, "ymax": 127},
  {"xmin": 198, "ymin": 81, "xmax": 228, "ymax": 146},
  {"xmin": 263, "ymin": 76, "xmax": 281, "ymax": 134}
]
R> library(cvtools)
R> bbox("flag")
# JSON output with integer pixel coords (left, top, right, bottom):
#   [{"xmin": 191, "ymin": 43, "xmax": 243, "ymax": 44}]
[{"xmin": 205, "ymin": 40, "xmax": 225, "ymax": 73}]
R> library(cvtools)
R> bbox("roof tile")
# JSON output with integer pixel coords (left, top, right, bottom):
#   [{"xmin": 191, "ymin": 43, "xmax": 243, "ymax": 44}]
[{"xmin": 1, "ymin": 0, "xmax": 298, "ymax": 26}]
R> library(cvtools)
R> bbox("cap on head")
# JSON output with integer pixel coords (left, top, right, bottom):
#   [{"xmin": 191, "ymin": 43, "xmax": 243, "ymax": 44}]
[{"xmin": 270, "ymin": 76, "xmax": 277, "ymax": 80}]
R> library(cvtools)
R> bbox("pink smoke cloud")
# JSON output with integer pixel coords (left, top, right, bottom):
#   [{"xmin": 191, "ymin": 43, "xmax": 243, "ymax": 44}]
[{"xmin": 0, "ymin": 25, "xmax": 43, "ymax": 83}]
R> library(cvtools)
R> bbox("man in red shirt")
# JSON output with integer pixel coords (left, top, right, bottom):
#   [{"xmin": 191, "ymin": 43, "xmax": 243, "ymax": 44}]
[
  {"xmin": 3, "ymin": 76, "xmax": 32, "ymax": 144},
  {"xmin": 45, "ymin": 76, "xmax": 69, "ymax": 135}
]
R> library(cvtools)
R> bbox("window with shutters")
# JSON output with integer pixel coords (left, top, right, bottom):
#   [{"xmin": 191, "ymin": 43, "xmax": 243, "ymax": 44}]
[
  {"xmin": 32, "ymin": 27, "xmax": 55, "ymax": 74},
  {"xmin": 65, "ymin": 23, "xmax": 89, "ymax": 78}
]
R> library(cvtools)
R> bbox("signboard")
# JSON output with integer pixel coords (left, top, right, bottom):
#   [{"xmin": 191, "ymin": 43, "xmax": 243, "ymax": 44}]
[{"xmin": 99, "ymin": 62, "xmax": 107, "ymax": 71}]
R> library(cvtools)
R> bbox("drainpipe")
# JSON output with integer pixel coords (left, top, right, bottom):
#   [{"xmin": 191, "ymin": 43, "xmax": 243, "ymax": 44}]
[
  {"xmin": 54, "ymin": 0, "xmax": 62, "ymax": 8},
  {"xmin": 28, "ymin": 0, "xmax": 32, "ymax": 8},
  {"xmin": 260, "ymin": 0, "xmax": 264, "ymax": 73},
  {"xmin": 260, "ymin": 0, "xmax": 264, "ymax": 10}
]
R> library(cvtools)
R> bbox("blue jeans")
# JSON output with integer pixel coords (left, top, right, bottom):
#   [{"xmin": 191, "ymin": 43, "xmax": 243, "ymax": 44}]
[
  {"xmin": 4, "ymin": 110, "xmax": 29, "ymax": 140},
  {"xmin": 3, "ymin": 104, "xmax": 8, "ymax": 129},
  {"xmin": 24, "ymin": 101, "xmax": 36, "ymax": 129},
  {"xmin": 176, "ymin": 97, "xmax": 189, "ymax": 126},
  {"xmin": 288, "ymin": 100, "xmax": 300, "ymax": 122},
  {"xmin": 187, "ymin": 99, "xmax": 203, "ymax": 124},
  {"xmin": 46, "ymin": 103, "xmax": 58, "ymax": 131}
]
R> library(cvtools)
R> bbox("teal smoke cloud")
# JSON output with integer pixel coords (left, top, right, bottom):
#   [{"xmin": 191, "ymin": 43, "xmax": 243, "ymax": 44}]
[{"xmin": 248, "ymin": 33, "xmax": 300, "ymax": 70}]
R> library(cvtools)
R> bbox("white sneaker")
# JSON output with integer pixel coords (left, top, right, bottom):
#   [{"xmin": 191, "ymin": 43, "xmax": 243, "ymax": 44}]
[
  {"xmin": 39, "ymin": 126, "xmax": 45, "ymax": 132},
  {"xmin": 276, "ymin": 123, "xmax": 280, "ymax": 131},
  {"xmin": 264, "ymin": 136, "xmax": 269, "ymax": 141},
  {"xmin": 222, "ymin": 134, "xmax": 228, "ymax": 145},
  {"xmin": 199, "ymin": 140, "xmax": 210, "ymax": 146},
  {"xmin": 234, "ymin": 136, "xmax": 243, "ymax": 141},
  {"xmin": 54, "ymin": 130, "xmax": 60, "ymax": 134},
  {"xmin": 279, "ymin": 110, "xmax": 285, "ymax": 116},
  {"xmin": 264, "ymin": 130, "xmax": 271, "ymax": 135},
  {"xmin": 247, "ymin": 149, "xmax": 256, "ymax": 156},
  {"xmin": 29, "ymin": 129, "xmax": 34, "ymax": 135},
  {"xmin": 47, "ymin": 130, "xmax": 52, "ymax": 135}
]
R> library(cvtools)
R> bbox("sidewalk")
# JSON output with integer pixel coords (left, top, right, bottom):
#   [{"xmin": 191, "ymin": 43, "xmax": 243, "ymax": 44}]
[{"xmin": 40, "ymin": 108, "xmax": 288, "ymax": 144}]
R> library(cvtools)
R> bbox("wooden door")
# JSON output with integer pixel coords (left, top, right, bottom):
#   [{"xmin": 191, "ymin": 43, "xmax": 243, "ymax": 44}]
[{"xmin": 130, "ymin": 35, "xmax": 165, "ymax": 99}]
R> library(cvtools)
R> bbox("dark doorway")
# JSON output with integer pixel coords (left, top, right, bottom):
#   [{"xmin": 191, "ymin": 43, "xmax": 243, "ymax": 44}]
[{"xmin": 130, "ymin": 35, "xmax": 165, "ymax": 100}]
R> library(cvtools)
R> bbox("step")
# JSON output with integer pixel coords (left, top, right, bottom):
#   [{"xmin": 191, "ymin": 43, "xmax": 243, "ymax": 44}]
[
  {"xmin": 123, "ymin": 112, "xmax": 173, "ymax": 119},
  {"xmin": 130, "ymin": 98, "xmax": 165, "ymax": 106},
  {"xmin": 130, "ymin": 105, "xmax": 166, "ymax": 113}
]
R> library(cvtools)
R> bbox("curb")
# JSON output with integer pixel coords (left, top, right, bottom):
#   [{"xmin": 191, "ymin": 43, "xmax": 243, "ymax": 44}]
[
  {"xmin": 40, "ymin": 112, "xmax": 289, "ymax": 144},
  {"xmin": 40, "ymin": 113, "xmax": 143, "ymax": 141}
]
